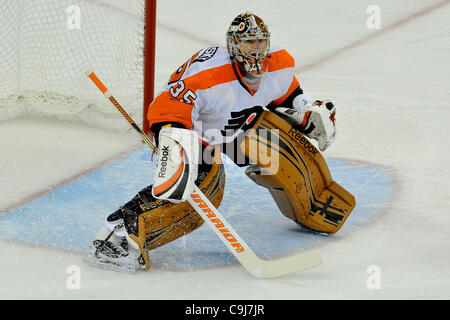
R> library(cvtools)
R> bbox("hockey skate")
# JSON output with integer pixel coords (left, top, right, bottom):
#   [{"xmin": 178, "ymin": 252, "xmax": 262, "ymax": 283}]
[{"xmin": 83, "ymin": 222, "xmax": 148, "ymax": 273}]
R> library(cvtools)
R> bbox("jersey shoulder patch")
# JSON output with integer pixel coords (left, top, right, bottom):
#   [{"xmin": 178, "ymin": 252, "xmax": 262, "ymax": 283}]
[{"xmin": 192, "ymin": 46, "xmax": 219, "ymax": 63}]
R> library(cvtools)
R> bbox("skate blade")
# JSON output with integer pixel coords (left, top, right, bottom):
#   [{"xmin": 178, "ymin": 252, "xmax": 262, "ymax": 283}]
[{"xmin": 82, "ymin": 254, "xmax": 141, "ymax": 274}]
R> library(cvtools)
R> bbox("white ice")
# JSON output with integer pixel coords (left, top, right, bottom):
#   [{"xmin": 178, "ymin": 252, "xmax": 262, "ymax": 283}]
[{"xmin": 0, "ymin": 0, "xmax": 449, "ymax": 299}]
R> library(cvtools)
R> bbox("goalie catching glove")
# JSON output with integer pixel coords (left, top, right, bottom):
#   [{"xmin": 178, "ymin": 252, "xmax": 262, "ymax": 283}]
[
  {"xmin": 274, "ymin": 100, "xmax": 336, "ymax": 151},
  {"xmin": 152, "ymin": 127, "xmax": 199, "ymax": 203}
]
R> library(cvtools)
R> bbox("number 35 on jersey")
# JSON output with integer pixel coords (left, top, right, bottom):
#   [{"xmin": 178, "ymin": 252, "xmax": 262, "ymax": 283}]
[{"xmin": 169, "ymin": 80, "xmax": 197, "ymax": 104}]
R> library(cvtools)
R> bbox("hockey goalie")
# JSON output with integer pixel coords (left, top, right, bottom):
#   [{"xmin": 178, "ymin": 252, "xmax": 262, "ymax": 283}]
[{"xmin": 84, "ymin": 12, "xmax": 356, "ymax": 272}]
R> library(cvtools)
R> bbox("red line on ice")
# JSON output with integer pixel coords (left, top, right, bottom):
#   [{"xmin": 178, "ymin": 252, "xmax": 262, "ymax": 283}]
[{"xmin": 297, "ymin": 0, "xmax": 450, "ymax": 72}]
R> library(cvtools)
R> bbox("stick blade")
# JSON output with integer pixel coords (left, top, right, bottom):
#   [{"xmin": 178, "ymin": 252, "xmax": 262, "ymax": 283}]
[{"xmin": 239, "ymin": 249, "xmax": 322, "ymax": 279}]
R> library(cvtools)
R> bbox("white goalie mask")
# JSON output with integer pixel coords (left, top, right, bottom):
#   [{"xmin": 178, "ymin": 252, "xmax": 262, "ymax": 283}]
[{"xmin": 226, "ymin": 12, "xmax": 270, "ymax": 76}]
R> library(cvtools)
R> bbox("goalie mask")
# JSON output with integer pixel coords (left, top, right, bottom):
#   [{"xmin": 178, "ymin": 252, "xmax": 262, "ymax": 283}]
[{"xmin": 226, "ymin": 12, "xmax": 270, "ymax": 77}]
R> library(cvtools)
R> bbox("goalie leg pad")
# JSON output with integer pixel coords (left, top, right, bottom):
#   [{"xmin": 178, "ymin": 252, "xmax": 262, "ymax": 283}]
[
  {"xmin": 109, "ymin": 146, "xmax": 225, "ymax": 270},
  {"xmin": 241, "ymin": 111, "xmax": 355, "ymax": 234},
  {"xmin": 152, "ymin": 127, "xmax": 199, "ymax": 203}
]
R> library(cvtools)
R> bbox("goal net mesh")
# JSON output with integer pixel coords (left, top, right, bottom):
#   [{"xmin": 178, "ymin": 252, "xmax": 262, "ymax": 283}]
[{"xmin": 0, "ymin": 0, "xmax": 147, "ymax": 131}]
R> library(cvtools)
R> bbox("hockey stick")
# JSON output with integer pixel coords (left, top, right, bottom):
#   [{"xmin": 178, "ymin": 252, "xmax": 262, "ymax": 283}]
[{"xmin": 86, "ymin": 69, "xmax": 322, "ymax": 278}]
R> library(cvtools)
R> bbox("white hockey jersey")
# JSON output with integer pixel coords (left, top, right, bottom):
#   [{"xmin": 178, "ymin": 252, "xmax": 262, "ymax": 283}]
[{"xmin": 147, "ymin": 45, "xmax": 303, "ymax": 145}]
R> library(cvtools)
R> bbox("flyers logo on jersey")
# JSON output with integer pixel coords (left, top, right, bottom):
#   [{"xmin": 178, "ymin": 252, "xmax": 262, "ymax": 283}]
[{"xmin": 221, "ymin": 106, "xmax": 264, "ymax": 137}]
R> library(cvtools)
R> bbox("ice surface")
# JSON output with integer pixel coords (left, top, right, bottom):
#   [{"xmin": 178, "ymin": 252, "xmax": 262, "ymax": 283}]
[
  {"xmin": 0, "ymin": 0, "xmax": 449, "ymax": 299},
  {"xmin": 0, "ymin": 149, "xmax": 391, "ymax": 269}
]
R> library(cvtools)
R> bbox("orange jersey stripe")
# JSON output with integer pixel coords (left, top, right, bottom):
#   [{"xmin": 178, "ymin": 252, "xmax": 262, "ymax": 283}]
[
  {"xmin": 167, "ymin": 49, "xmax": 296, "ymax": 99},
  {"xmin": 175, "ymin": 49, "xmax": 296, "ymax": 94},
  {"xmin": 183, "ymin": 63, "xmax": 236, "ymax": 91}
]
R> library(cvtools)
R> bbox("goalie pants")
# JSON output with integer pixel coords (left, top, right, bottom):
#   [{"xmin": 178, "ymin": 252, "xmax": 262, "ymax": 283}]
[{"xmin": 105, "ymin": 145, "xmax": 225, "ymax": 253}]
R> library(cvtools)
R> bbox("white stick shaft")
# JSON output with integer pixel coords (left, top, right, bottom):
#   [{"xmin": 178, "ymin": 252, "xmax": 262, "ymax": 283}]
[
  {"xmin": 189, "ymin": 186, "xmax": 250, "ymax": 256},
  {"xmin": 189, "ymin": 186, "xmax": 322, "ymax": 278}
]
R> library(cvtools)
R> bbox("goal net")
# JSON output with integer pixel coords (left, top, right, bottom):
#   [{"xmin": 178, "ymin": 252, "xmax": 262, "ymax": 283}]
[{"xmin": 0, "ymin": 0, "xmax": 155, "ymax": 132}]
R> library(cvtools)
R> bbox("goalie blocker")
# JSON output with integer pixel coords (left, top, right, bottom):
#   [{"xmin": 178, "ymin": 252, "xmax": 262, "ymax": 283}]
[{"xmin": 241, "ymin": 110, "xmax": 356, "ymax": 234}]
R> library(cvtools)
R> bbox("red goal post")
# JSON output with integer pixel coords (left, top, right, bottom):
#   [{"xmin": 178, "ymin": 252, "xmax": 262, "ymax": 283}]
[{"xmin": 143, "ymin": 0, "xmax": 157, "ymax": 135}]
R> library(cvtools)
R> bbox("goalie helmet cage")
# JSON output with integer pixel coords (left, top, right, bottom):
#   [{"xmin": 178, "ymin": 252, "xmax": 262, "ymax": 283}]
[{"xmin": 0, "ymin": 0, "xmax": 156, "ymax": 133}]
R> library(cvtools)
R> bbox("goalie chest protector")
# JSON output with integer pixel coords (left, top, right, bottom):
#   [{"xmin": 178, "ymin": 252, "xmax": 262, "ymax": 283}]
[{"xmin": 240, "ymin": 111, "xmax": 356, "ymax": 234}]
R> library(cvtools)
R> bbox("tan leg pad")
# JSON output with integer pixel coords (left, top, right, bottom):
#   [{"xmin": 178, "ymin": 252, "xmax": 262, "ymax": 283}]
[{"xmin": 241, "ymin": 111, "xmax": 356, "ymax": 234}]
